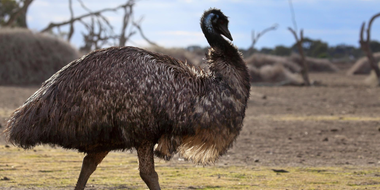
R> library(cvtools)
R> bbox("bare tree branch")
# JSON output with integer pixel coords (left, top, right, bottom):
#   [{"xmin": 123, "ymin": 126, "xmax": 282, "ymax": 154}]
[
  {"xmin": 77, "ymin": 0, "xmax": 114, "ymax": 30},
  {"xmin": 4, "ymin": 0, "xmax": 34, "ymax": 27},
  {"xmin": 360, "ymin": 12, "xmax": 380, "ymax": 86},
  {"xmin": 367, "ymin": 13, "xmax": 380, "ymax": 43},
  {"xmin": 44, "ymin": 0, "xmax": 152, "ymax": 52},
  {"xmin": 288, "ymin": 0, "xmax": 297, "ymax": 33},
  {"xmin": 79, "ymin": 14, "xmax": 120, "ymax": 52},
  {"xmin": 77, "ymin": 0, "xmax": 91, "ymax": 12},
  {"xmin": 287, "ymin": 0, "xmax": 310, "ymax": 86},
  {"xmin": 133, "ymin": 17, "xmax": 159, "ymax": 47},
  {"xmin": 250, "ymin": 24, "xmax": 278, "ymax": 49},
  {"xmin": 288, "ymin": 27, "xmax": 311, "ymax": 86},
  {"xmin": 67, "ymin": 0, "xmax": 75, "ymax": 41},
  {"xmin": 360, "ymin": 22, "xmax": 366, "ymax": 44},
  {"xmin": 40, "ymin": 1, "xmax": 134, "ymax": 33},
  {"xmin": 119, "ymin": 2, "xmax": 135, "ymax": 46}
]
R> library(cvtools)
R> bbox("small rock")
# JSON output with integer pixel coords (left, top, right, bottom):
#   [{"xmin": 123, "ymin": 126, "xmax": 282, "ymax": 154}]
[
  {"xmin": 272, "ymin": 169, "xmax": 289, "ymax": 173},
  {"xmin": 1, "ymin": 177, "xmax": 10, "ymax": 181}
]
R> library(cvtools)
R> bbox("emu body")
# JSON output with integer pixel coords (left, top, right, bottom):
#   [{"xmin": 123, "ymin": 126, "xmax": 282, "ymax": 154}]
[{"xmin": 5, "ymin": 8, "xmax": 250, "ymax": 190}]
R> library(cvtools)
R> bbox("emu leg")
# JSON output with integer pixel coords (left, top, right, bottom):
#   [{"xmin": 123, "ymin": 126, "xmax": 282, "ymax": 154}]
[
  {"xmin": 74, "ymin": 151, "xmax": 109, "ymax": 190},
  {"xmin": 137, "ymin": 142, "xmax": 161, "ymax": 190}
]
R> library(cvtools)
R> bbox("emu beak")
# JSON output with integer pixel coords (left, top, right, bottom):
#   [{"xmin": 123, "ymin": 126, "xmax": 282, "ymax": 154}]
[{"xmin": 219, "ymin": 24, "xmax": 233, "ymax": 41}]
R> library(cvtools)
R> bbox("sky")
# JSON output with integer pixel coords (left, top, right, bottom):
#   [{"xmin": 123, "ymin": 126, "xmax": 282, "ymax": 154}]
[{"xmin": 26, "ymin": 0, "xmax": 380, "ymax": 50}]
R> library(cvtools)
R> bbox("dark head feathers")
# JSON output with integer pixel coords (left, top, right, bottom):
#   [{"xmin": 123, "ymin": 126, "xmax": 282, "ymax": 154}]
[{"xmin": 201, "ymin": 8, "xmax": 233, "ymax": 41}]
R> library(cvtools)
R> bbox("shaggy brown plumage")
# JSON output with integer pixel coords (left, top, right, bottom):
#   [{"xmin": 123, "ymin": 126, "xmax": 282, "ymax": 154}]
[{"xmin": 4, "ymin": 8, "xmax": 250, "ymax": 190}]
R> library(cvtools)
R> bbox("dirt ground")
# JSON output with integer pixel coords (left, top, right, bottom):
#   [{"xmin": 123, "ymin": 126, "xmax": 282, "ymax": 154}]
[{"xmin": 1, "ymin": 71, "xmax": 380, "ymax": 168}]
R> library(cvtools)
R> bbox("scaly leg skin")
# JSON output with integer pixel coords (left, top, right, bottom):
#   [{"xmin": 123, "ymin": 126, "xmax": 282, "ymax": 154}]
[
  {"xmin": 74, "ymin": 151, "xmax": 109, "ymax": 190},
  {"xmin": 137, "ymin": 141, "xmax": 161, "ymax": 190}
]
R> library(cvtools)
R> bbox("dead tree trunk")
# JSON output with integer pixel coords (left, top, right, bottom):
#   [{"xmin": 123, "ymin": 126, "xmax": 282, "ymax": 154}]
[
  {"xmin": 67, "ymin": 0, "xmax": 75, "ymax": 41},
  {"xmin": 288, "ymin": 28, "xmax": 311, "ymax": 86},
  {"xmin": 359, "ymin": 12, "xmax": 380, "ymax": 86},
  {"xmin": 4, "ymin": 0, "xmax": 33, "ymax": 28}
]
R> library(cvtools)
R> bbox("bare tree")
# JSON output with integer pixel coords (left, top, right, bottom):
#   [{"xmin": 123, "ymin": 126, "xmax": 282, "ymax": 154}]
[
  {"xmin": 75, "ymin": 0, "xmax": 126, "ymax": 52},
  {"xmin": 249, "ymin": 24, "xmax": 278, "ymax": 50},
  {"xmin": 4, "ymin": 0, "xmax": 34, "ymax": 27},
  {"xmin": 288, "ymin": 28, "xmax": 310, "ymax": 86},
  {"xmin": 39, "ymin": 0, "xmax": 157, "ymax": 52},
  {"xmin": 79, "ymin": 17, "xmax": 119, "ymax": 52},
  {"xmin": 288, "ymin": 0, "xmax": 310, "ymax": 86},
  {"xmin": 40, "ymin": 2, "xmax": 132, "ymax": 33},
  {"xmin": 360, "ymin": 12, "xmax": 380, "ymax": 86}
]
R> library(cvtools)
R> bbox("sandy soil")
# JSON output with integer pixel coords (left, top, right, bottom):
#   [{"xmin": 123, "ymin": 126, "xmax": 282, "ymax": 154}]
[{"xmin": 1, "ymin": 72, "xmax": 380, "ymax": 167}]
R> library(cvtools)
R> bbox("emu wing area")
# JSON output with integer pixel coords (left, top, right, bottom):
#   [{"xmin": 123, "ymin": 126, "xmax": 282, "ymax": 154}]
[{"xmin": 6, "ymin": 47, "xmax": 199, "ymax": 153}]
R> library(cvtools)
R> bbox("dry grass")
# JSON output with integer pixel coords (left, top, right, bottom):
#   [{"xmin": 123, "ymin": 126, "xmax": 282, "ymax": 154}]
[{"xmin": 1, "ymin": 146, "xmax": 379, "ymax": 189}]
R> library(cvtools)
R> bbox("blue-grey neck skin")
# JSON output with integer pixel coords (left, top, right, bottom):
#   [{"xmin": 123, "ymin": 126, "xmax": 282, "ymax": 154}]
[{"xmin": 204, "ymin": 12, "xmax": 217, "ymax": 33}]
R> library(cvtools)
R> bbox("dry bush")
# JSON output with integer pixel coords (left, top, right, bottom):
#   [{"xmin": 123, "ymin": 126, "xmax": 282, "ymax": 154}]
[
  {"xmin": 0, "ymin": 28, "xmax": 80, "ymax": 85},
  {"xmin": 347, "ymin": 52, "xmax": 380, "ymax": 75},
  {"xmin": 148, "ymin": 46, "xmax": 204, "ymax": 67},
  {"xmin": 364, "ymin": 61, "xmax": 380, "ymax": 86},
  {"xmin": 245, "ymin": 53, "xmax": 301, "ymax": 73},
  {"xmin": 289, "ymin": 54, "xmax": 339, "ymax": 73},
  {"xmin": 244, "ymin": 54, "xmax": 303, "ymax": 85},
  {"xmin": 247, "ymin": 65, "xmax": 261, "ymax": 82},
  {"xmin": 247, "ymin": 64, "xmax": 303, "ymax": 86}
]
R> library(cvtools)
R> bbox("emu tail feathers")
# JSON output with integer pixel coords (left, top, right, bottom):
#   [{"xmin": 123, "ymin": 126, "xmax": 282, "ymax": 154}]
[{"xmin": 178, "ymin": 128, "xmax": 239, "ymax": 165}]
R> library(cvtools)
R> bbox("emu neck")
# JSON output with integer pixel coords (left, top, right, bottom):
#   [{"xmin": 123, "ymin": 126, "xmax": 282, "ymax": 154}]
[
  {"xmin": 204, "ymin": 32, "xmax": 235, "ymax": 56},
  {"xmin": 204, "ymin": 35, "xmax": 250, "ymax": 105}
]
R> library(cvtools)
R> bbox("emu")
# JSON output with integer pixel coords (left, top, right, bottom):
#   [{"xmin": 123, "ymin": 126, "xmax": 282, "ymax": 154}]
[{"xmin": 4, "ymin": 8, "xmax": 250, "ymax": 190}]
